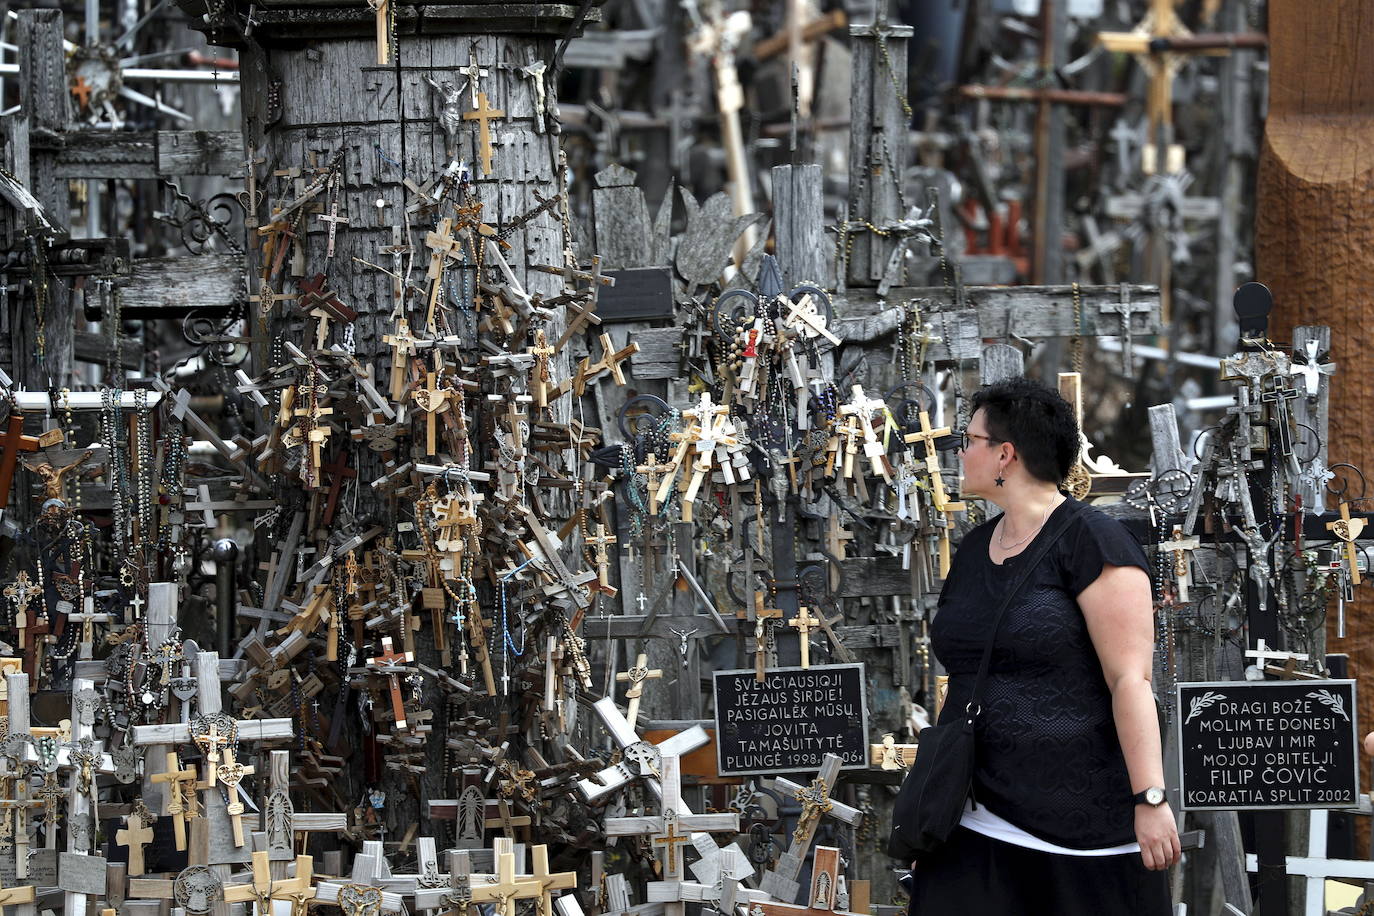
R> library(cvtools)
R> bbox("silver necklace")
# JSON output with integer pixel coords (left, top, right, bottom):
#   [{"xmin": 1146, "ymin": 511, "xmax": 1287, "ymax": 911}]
[{"xmin": 997, "ymin": 498, "xmax": 1057, "ymax": 550}]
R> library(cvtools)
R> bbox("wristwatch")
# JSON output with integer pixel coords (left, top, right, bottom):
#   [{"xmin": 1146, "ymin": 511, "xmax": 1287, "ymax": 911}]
[{"xmin": 1132, "ymin": 786, "xmax": 1167, "ymax": 807}]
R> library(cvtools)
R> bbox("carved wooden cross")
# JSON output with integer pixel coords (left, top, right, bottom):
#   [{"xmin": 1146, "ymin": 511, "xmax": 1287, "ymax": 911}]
[
  {"xmin": 0, "ymin": 414, "xmax": 41, "ymax": 509},
  {"xmin": 527, "ymin": 331, "xmax": 557, "ymax": 407},
  {"xmin": 585, "ymin": 524, "xmax": 618, "ymax": 592},
  {"xmin": 636, "ymin": 452, "xmax": 674, "ymax": 515},
  {"xmin": 383, "ymin": 318, "xmax": 422, "ymax": 401},
  {"xmin": 463, "ymin": 92, "xmax": 506, "ymax": 177},
  {"xmin": 1326, "ymin": 501, "xmax": 1365, "ymax": 587},
  {"xmin": 3, "ymin": 572, "xmax": 39, "ymax": 650},
  {"xmin": 369, "ymin": 636, "xmax": 415, "ymax": 730},
  {"xmin": 614, "ymin": 652, "xmax": 662, "ymax": 728},
  {"xmin": 216, "ymin": 747, "xmax": 255, "ymax": 847},
  {"xmin": 412, "ymin": 370, "xmax": 453, "ymax": 456},
  {"xmin": 116, "ymin": 811, "xmax": 155, "ymax": 876},
  {"xmin": 149, "ymin": 751, "xmax": 199, "ymax": 851},
  {"xmin": 468, "ymin": 851, "xmax": 543, "ymax": 916}
]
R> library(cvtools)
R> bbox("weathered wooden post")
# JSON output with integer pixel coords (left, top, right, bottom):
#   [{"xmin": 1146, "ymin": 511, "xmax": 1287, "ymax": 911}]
[{"xmin": 1256, "ymin": 0, "xmax": 1374, "ymax": 887}]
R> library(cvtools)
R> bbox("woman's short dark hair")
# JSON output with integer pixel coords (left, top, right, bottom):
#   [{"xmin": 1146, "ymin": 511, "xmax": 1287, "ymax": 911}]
[{"xmin": 969, "ymin": 377, "xmax": 1080, "ymax": 484}]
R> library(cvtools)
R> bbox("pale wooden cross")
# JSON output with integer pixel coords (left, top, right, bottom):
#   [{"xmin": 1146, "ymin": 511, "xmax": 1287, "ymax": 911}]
[
  {"xmin": 614, "ymin": 652, "xmax": 663, "ymax": 728},
  {"xmin": 787, "ymin": 606, "xmax": 823, "ymax": 668},
  {"xmin": 528, "ymin": 844, "xmax": 577, "ymax": 916},
  {"xmin": 115, "ymin": 811, "xmax": 155, "ymax": 876},
  {"xmin": 585, "ymin": 524, "xmax": 618, "ymax": 593},
  {"xmin": 149, "ymin": 751, "xmax": 199, "ymax": 851},
  {"xmin": 366, "ymin": 0, "xmax": 391, "ymax": 64},
  {"xmin": 1326, "ymin": 501, "xmax": 1365, "ymax": 587},
  {"xmin": 636, "ymin": 452, "xmax": 674, "ymax": 515},
  {"xmin": 463, "ymin": 92, "xmax": 506, "ymax": 177},
  {"xmin": 460, "ymin": 48, "xmax": 489, "ymax": 106},
  {"xmin": 66, "ymin": 606, "xmax": 112, "ymax": 660},
  {"xmin": 468, "ymin": 851, "xmax": 543, "ymax": 916},
  {"xmin": 382, "ymin": 318, "xmax": 422, "ymax": 401},
  {"xmin": 216, "ymin": 747, "xmax": 256, "ymax": 847},
  {"xmin": 527, "ymin": 330, "xmax": 558, "ymax": 407},
  {"xmin": 603, "ymin": 754, "xmax": 739, "ymax": 881},
  {"xmin": 412, "ymin": 369, "xmax": 453, "ymax": 456},
  {"xmin": 1159, "ymin": 525, "xmax": 1200, "ymax": 603}
]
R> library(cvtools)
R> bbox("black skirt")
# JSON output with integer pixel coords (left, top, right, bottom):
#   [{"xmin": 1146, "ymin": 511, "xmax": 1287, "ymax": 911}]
[{"xmin": 906, "ymin": 827, "xmax": 1172, "ymax": 916}]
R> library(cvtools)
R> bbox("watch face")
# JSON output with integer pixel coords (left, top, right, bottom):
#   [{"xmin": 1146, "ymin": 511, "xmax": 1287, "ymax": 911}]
[{"xmin": 1146, "ymin": 787, "xmax": 1165, "ymax": 806}]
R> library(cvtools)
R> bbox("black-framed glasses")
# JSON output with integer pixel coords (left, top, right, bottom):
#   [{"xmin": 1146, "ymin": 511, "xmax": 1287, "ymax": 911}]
[{"xmin": 956, "ymin": 429, "xmax": 1001, "ymax": 451}]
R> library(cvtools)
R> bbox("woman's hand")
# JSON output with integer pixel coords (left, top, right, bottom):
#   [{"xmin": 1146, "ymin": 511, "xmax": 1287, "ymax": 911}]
[
  {"xmin": 910, "ymin": 859, "xmax": 918, "ymax": 871},
  {"xmin": 1135, "ymin": 803, "xmax": 1181, "ymax": 870}
]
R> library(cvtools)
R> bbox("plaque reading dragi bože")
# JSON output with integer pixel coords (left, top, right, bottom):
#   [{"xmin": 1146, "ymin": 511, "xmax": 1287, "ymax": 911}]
[{"xmin": 1177, "ymin": 679, "xmax": 1359, "ymax": 811}]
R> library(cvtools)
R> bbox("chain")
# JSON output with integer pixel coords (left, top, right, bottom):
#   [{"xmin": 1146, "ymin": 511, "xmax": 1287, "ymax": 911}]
[{"xmin": 1070, "ymin": 282, "xmax": 1084, "ymax": 373}]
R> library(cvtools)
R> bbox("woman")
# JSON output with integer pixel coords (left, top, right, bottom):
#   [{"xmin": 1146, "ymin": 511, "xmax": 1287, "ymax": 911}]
[{"xmin": 907, "ymin": 377, "xmax": 1179, "ymax": 915}]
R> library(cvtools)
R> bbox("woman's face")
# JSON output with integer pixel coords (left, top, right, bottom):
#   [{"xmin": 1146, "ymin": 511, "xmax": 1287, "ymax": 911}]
[{"xmin": 958, "ymin": 408, "xmax": 1003, "ymax": 496}]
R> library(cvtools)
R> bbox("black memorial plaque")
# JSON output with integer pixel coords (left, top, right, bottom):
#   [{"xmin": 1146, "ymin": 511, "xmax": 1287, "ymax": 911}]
[
  {"xmin": 1177, "ymin": 679, "xmax": 1359, "ymax": 811},
  {"xmin": 713, "ymin": 663, "xmax": 868, "ymax": 776},
  {"xmin": 599, "ymin": 267, "xmax": 675, "ymax": 322}
]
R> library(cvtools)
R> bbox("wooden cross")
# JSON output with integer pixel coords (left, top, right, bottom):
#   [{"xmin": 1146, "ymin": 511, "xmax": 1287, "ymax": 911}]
[
  {"xmin": 322, "ymin": 449, "xmax": 357, "ymax": 527},
  {"xmin": 528, "ymin": 845, "xmax": 577, "ymax": 916},
  {"xmin": 149, "ymin": 751, "xmax": 199, "ymax": 851},
  {"xmin": 468, "ymin": 851, "xmax": 543, "ymax": 916},
  {"xmin": 760, "ymin": 754, "xmax": 865, "ymax": 902},
  {"xmin": 317, "ymin": 201, "xmax": 350, "ymax": 258},
  {"xmin": 1243, "ymin": 638, "xmax": 1310, "ymax": 671},
  {"xmin": 752, "ymin": 846, "xmax": 863, "ymax": 916},
  {"xmin": 614, "ymin": 653, "xmax": 663, "ymax": 728},
  {"xmin": 751, "ymin": 593, "xmax": 785, "ymax": 682},
  {"xmin": 1326, "ymin": 501, "xmax": 1365, "ymax": 586},
  {"xmin": 0, "ymin": 878, "xmax": 35, "ymax": 907},
  {"xmin": 787, "ymin": 606, "xmax": 822, "ymax": 668},
  {"xmin": 369, "ymin": 636, "xmax": 416, "ymax": 730},
  {"xmin": 383, "ymin": 318, "xmax": 422, "ymax": 401},
  {"xmin": 3, "ymin": 572, "xmax": 38, "ymax": 649},
  {"xmin": 636, "ymin": 452, "xmax": 674, "ymax": 514},
  {"xmin": 367, "ymin": 0, "xmax": 392, "ymax": 63},
  {"xmin": 603, "ymin": 754, "xmax": 739, "ymax": 881},
  {"xmin": 0, "ymin": 414, "xmax": 40, "ymax": 509},
  {"xmin": 527, "ymin": 331, "xmax": 557, "ymax": 407},
  {"xmin": 585, "ymin": 524, "xmax": 618, "ymax": 593},
  {"xmin": 115, "ymin": 811, "xmax": 155, "ymax": 876},
  {"xmin": 1098, "ymin": 287, "xmax": 1155, "ymax": 373},
  {"xmin": 412, "ymin": 370, "xmax": 453, "ymax": 456},
  {"xmin": 66, "ymin": 606, "xmax": 112, "ymax": 660},
  {"xmin": 216, "ymin": 747, "xmax": 256, "ymax": 847},
  {"xmin": 463, "ymin": 92, "xmax": 506, "ymax": 177},
  {"xmin": 1159, "ymin": 525, "xmax": 1200, "ymax": 603}
]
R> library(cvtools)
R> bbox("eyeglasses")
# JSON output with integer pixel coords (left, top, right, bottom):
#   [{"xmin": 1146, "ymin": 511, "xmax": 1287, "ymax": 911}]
[{"xmin": 956, "ymin": 430, "xmax": 1001, "ymax": 452}]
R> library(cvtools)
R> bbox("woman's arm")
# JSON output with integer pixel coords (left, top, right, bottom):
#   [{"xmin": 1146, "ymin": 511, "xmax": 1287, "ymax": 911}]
[{"xmin": 1079, "ymin": 563, "xmax": 1181, "ymax": 871}]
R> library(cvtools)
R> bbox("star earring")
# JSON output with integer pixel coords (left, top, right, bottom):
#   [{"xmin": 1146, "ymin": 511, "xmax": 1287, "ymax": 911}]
[{"xmin": 994, "ymin": 470, "xmax": 1006, "ymax": 487}]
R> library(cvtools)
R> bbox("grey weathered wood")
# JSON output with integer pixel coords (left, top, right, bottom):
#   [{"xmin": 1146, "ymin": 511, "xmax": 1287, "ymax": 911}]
[
  {"xmin": 846, "ymin": 18, "xmax": 912, "ymax": 286},
  {"xmin": 139, "ymin": 582, "xmax": 179, "ymax": 814},
  {"xmin": 592, "ymin": 164, "xmax": 653, "ymax": 269},
  {"xmin": 73, "ymin": 331, "xmax": 141, "ymax": 369},
  {"xmin": 53, "ymin": 130, "xmax": 244, "ymax": 179},
  {"xmin": 1292, "ymin": 326, "xmax": 1332, "ymax": 512},
  {"xmin": 11, "ymin": 10, "xmax": 73, "ymax": 393},
  {"xmin": 771, "ymin": 163, "xmax": 825, "ymax": 287},
  {"xmin": 979, "ymin": 344, "xmax": 1024, "ymax": 384},
  {"xmin": 1148, "ymin": 403, "xmax": 1189, "ymax": 476},
  {"xmin": 118, "ymin": 254, "xmax": 246, "ymax": 317}
]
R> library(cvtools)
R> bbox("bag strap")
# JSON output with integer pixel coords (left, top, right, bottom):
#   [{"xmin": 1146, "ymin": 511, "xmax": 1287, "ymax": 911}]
[{"xmin": 963, "ymin": 500, "xmax": 1085, "ymax": 723}]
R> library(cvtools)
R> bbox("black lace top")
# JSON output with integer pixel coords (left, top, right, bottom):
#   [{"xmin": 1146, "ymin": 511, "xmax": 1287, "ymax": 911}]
[{"xmin": 930, "ymin": 497, "xmax": 1151, "ymax": 849}]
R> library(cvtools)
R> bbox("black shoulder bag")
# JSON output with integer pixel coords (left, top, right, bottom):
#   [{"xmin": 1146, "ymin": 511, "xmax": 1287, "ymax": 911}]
[{"xmin": 886, "ymin": 502, "xmax": 1083, "ymax": 861}]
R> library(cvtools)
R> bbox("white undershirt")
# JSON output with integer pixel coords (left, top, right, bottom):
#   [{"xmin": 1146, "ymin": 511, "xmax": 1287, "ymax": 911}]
[{"xmin": 959, "ymin": 798, "xmax": 1141, "ymax": 857}]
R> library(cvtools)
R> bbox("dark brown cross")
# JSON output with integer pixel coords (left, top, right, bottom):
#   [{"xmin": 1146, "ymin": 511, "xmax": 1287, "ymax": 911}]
[
  {"xmin": 369, "ymin": 636, "xmax": 415, "ymax": 730},
  {"xmin": 0, "ymin": 414, "xmax": 41, "ymax": 509},
  {"xmin": 321, "ymin": 449, "xmax": 357, "ymax": 526}
]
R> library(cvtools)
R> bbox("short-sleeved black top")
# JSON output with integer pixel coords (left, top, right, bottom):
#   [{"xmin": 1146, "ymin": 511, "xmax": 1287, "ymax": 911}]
[{"xmin": 930, "ymin": 496, "xmax": 1151, "ymax": 849}]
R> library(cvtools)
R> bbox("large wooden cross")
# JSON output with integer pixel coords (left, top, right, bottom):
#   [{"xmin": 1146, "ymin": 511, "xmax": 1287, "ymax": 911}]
[
  {"xmin": 0, "ymin": 413, "xmax": 40, "ymax": 509},
  {"xmin": 759, "ymin": 753, "xmax": 865, "ymax": 902},
  {"xmin": 603, "ymin": 755, "xmax": 738, "ymax": 880}
]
